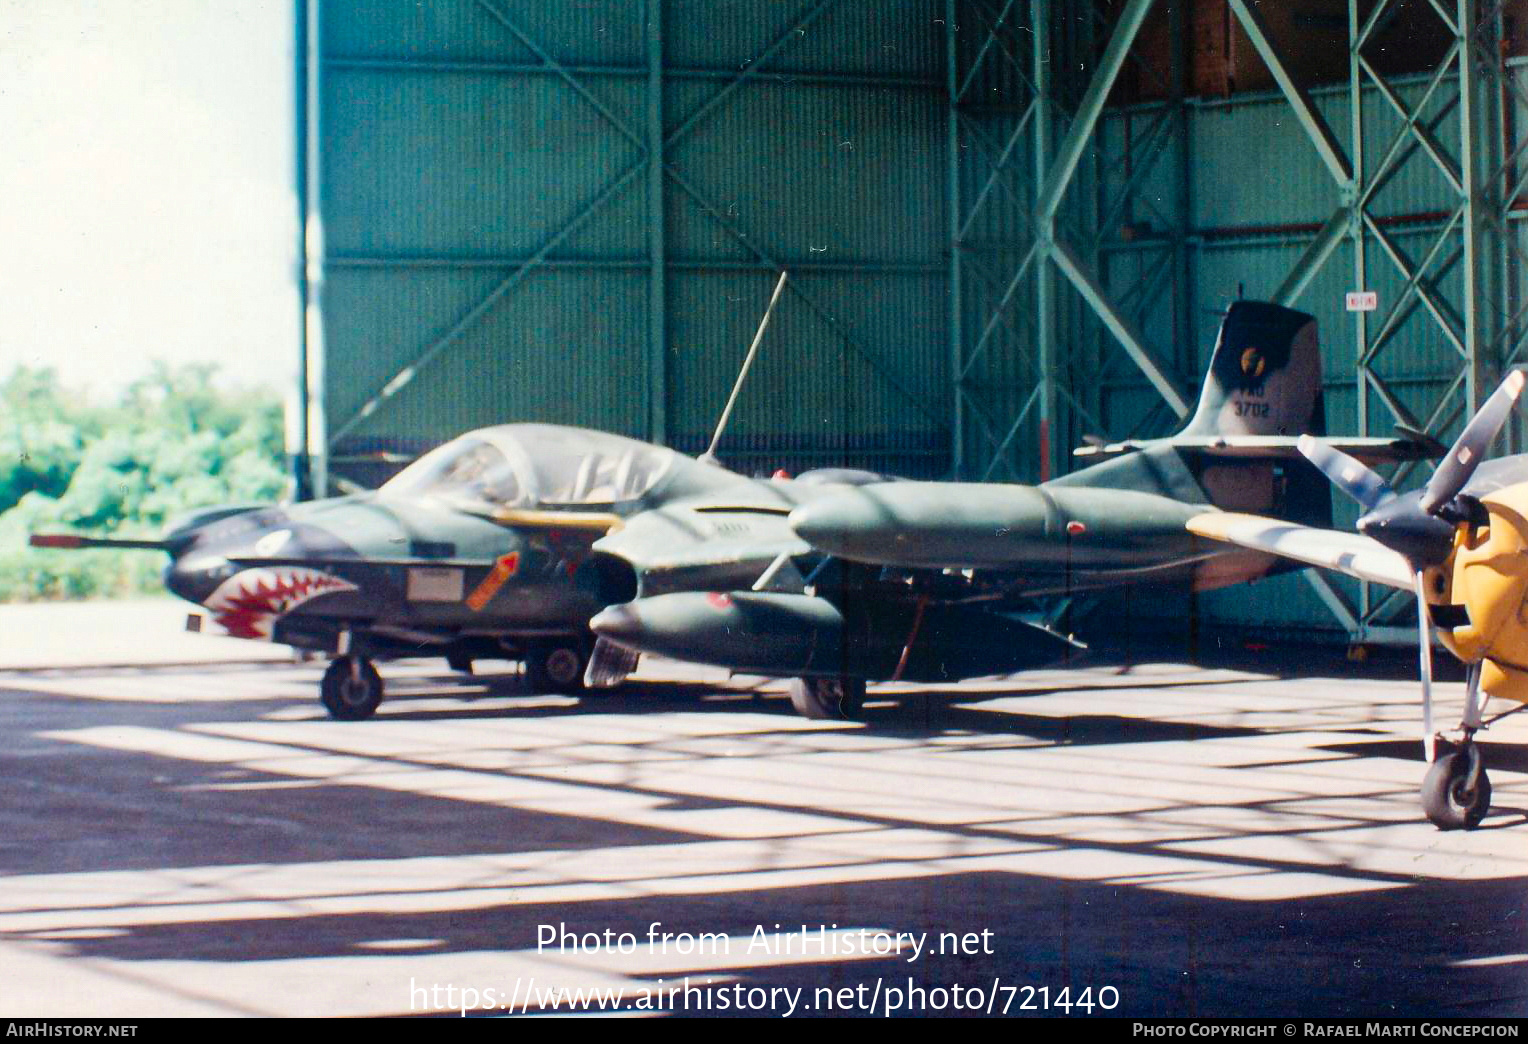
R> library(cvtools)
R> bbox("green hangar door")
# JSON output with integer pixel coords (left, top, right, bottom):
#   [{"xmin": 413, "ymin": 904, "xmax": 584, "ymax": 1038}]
[{"xmin": 303, "ymin": 0, "xmax": 953, "ymax": 493}]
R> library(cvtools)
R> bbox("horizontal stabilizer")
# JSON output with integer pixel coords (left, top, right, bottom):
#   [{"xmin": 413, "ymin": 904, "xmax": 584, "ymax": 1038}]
[
  {"xmin": 1186, "ymin": 512, "xmax": 1414, "ymax": 590},
  {"xmin": 1076, "ymin": 434, "xmax": 1437, "ymax": 463},
  {"xmin": 30, "ymin": 533, "xmax": 171, "ymax": 552}
]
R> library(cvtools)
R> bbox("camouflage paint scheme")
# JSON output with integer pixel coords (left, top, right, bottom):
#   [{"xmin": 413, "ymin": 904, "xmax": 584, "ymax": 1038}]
[
  {"xmin": 589, "ymin": 302, "xmax": 1428, "ymax": 717},
  {"xmin": 34, "ymin": 302, "xmax": 1429, "ymax": 720}
]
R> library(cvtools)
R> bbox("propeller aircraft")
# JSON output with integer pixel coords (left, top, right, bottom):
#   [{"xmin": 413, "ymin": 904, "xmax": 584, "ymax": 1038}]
[{"xmin": 1187, "ymin": 369, "xmax": 1528, "ymax": 829}]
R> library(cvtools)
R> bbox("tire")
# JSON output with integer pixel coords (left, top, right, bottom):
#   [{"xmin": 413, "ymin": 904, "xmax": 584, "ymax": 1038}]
[
  {"xmin": 525, "ymin": 641, "xmax": 588, "ymax": 693},
  {"xmin": 789, "ymin": 676, "xmax": 865, "ymax": 720},
  {"xmin": 321, "ymin": 656, "xmax": 384, "ymax": 721},
  {"xmin": 1421, "ymin": 751, "xmax": 1492, "ymax": 830}
]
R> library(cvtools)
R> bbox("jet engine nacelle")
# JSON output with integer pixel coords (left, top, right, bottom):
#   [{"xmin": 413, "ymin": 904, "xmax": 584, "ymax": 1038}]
[{"xmin": 591, "ymin": 591, "xmax": 845, "ymax": 675}]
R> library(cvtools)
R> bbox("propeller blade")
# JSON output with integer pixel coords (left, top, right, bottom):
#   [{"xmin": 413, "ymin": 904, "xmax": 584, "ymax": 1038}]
[
  {"xmin": 1419, "ymin": 369, "xmax": 1526, "ymax": 515},
  {"xmin": 1297, "ymin": 434, "xmax": 1396, "ymax": 513},
  {"xmin": 1414, "ymin": 570, "xmax": 1437, "ymax": 764}
]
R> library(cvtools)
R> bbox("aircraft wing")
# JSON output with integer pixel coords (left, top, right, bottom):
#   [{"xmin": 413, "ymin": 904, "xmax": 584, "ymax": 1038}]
[
  {"xmin": 594, "ymin": 535, "xmax": 811, "ymax": 575},
  {"xmin": 1185, "ymin": 512, "xmax": 1415, "ymax": 590}
]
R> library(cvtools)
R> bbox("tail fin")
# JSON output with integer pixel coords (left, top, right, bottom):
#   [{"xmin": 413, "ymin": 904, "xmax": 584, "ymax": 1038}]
[
  {"xmin": 1058, "ymin": 301, "xmax": 1329, "ymax": 525},
  {"xmin": 1179, "ymin": 300, "xmax": 1324, "ymax": 439}
]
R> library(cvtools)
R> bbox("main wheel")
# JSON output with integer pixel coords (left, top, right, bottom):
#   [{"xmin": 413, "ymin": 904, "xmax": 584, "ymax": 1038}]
[
  {"xmin": 321, "ymin": 656, "xmax": 384, "ymax": 721},
  {"xmin": 1421, "ymin": 750, "xmax": 1492, "ymax": 830},
  {"xmin": 525, "ymin": 641, "xmax": 588, "ymax": 693},
  {"xmin": 789, "ymin": 677, "xmax": 866, "ymax": 720}
]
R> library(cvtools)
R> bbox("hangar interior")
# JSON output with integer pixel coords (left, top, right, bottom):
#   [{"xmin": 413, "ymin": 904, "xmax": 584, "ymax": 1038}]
[{"xmin": 293, "ymin": 0, "xmax": 1528, "ymax": 642}]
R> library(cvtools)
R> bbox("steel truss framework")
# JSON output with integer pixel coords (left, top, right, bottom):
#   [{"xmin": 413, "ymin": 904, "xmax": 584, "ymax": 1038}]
[{"xmin": 950, "ymin": 0, "xmax": 1519, "ymax": 640}]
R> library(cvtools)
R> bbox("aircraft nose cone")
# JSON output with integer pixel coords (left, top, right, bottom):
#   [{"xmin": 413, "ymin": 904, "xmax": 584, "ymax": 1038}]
[
  {"xmin": 589, "ymin": 603, "xmax": 644, "ymax": 645},
  {"xmin": 163, "ymin": 554, "xmax": 236, "ymax": 606}
]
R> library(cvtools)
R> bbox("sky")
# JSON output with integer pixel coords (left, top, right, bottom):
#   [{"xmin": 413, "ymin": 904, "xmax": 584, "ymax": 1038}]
[{"xmin": 0, "ymin": 0, "xmax": 296, "ymax": 397}]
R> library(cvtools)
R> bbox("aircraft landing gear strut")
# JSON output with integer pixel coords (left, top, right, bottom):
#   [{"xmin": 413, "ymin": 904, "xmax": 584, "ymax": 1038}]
[
  {"xmin": 321, "ymin": 654, "xmax": 384, "ymax": 721},
  {"xmin": 1421, "ymin": 663, "xmax": 1491, "ymax": 830}
]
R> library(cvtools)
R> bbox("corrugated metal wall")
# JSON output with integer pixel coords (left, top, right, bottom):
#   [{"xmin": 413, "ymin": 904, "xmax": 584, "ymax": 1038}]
[{"xmin": 312, "ymin": 0, "xmax": 951, "ymax": 486}]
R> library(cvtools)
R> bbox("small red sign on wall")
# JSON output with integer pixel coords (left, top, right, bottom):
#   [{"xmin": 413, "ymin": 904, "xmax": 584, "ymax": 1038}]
[{"xmin": 1346, "ymin": 291, "xmax": 1378, "ymax": 312}]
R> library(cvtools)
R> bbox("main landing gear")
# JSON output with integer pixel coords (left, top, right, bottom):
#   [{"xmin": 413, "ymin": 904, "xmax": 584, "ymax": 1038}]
[
  {"xmin": 1420, "ymin": 662, "xmax": 1491, "ymax": 831},
  {"xmin": 789, "ymin": 676, "xmax": 866, "ymax": 721},
  {"xmin": 321, "ymin": 654, "xmax": 384, "ymax": 720},
  {"xmin": 524, "ymin": 639, "xmax": 590, "ymax": 694}
]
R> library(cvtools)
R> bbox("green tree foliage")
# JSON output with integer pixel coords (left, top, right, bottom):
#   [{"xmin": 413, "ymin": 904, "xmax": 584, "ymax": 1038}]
[
  {"xmin": 0, "ymin": 368, "xmax": 92, "ymax": 513},
  {"xmin": 0, "ymin": 363, "xmax": 287, "ymax": 600}
]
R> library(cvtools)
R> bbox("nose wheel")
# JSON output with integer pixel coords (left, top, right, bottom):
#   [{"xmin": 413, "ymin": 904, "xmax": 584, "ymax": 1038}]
[
  {"xmin": 1418, "ymin": 660, "xmax": 1491, "ymax": 830},
  {"xmin": 1421, "ymin": 741, "xmax": 1491, "ymax": 831},
  {"xmin": 321, "ymin": 655, "xmax": 384, "ymax": 720}
]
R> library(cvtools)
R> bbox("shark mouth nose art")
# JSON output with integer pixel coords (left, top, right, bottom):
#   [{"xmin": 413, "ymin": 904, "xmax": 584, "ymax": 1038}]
[{"xmin": 204, "ymin": 567, "xmax": 357, "ymax": 640}]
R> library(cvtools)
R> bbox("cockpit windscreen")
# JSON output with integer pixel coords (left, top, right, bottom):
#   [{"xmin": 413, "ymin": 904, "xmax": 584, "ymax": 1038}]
[
  {"xmin": 517, "ymin": 427, "xmax": 675, "ymax": 506},
  {"xmin": 379, "ymin": 437, "xmax": 527, "ymax": 512},
  {"xmin": 378, "ymin": 426, "xmax": 676, "ymax": 512}
]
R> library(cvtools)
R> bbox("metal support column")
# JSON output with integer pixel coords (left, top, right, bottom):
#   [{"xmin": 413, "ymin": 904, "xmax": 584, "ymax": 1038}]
[
  {"xmin": 300, "ymin": 0, "xmax": 327, "ymax": 499},
  {"xmin": 1031, "ymin": 0, "xmax": 1056, "ymax": 480},
  {"xmin": 947, "ymin": 0, "xmax": 965, "ymax": 477},
  {"xmin": 646, "ymin": 0, "xmax": 667, "ymax": 444},
  {"xmin": 1170, "ymin": 0, "xmax": 1192, "ymax": 372}
]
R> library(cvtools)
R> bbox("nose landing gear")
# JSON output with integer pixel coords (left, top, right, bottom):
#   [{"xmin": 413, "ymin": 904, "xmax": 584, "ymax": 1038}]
[
  {"xmin": 321, "ymin": 654, "xmax": 384, "ymax": 720},
  {"xmin": 1419, "ymin": 662, "xmax": 1491, "ymax": 830}
]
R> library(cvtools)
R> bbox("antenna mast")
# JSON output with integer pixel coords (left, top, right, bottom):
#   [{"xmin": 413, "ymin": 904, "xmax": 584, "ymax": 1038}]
[{"xmin": 701, "ymin": 269, "xmax": 789, "ymax": 464}]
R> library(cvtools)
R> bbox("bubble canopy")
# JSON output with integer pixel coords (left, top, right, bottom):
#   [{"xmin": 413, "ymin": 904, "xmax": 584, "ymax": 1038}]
[{"xmin": 379, "ymin": 424, "xmax": 687, "ymax": 513}]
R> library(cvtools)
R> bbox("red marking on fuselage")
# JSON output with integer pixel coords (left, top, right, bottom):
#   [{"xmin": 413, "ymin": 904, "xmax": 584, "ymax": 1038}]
[
  {"xmin": 208, "ymin": 569, "xmax": 355, "ymax": 640},
  {"xmin": 466, "ymin": 551, "xmax": 520, "ymax": 612}
]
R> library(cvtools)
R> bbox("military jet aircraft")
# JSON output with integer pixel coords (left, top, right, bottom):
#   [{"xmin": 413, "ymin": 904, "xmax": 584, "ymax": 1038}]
[
  {"xmin": 30, "ymin": 424, "xmax": 872, "ymax": 718},
  {"xmin": 1187, "ymin": 369, "xmax": 1528, "ymax": 829},
  {"xmin": 588, "ymin": 300, "xmax": 1433, "ymax": 718},
  {"xmin": 30, "ymin": 273, "xmax": 981, "ymax": 720},
  {"xmin": 31, "ymin": 299, "xmax": 1427, "ymax": 726}
]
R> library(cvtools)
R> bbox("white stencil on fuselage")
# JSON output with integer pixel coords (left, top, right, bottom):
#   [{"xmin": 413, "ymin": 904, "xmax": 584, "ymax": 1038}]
[{"xmin": 407, "ymin": 567, "xmax": 465, "ymax": 602}]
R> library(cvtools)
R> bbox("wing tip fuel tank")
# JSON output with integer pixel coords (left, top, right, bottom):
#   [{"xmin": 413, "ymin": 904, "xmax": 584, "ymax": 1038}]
[{"xmin": 590, "ymin": 591, "xmax": 845, "ymax": 674}]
